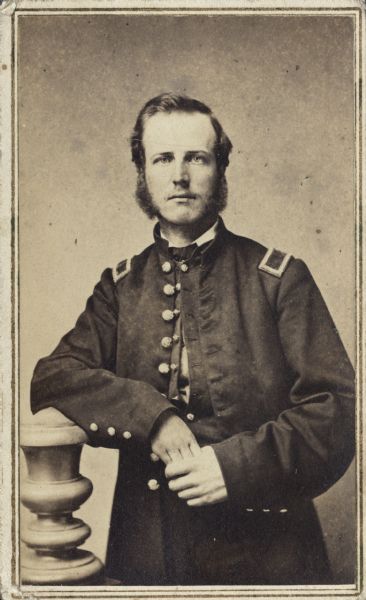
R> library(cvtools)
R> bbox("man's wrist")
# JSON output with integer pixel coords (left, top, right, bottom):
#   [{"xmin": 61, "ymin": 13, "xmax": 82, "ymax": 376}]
[{"xmin": 149, "ymin": 407, "xmax": 178, "ymax": 442}]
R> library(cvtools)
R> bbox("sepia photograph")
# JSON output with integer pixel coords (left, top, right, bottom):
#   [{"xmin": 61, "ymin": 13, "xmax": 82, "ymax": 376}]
[{"xmin": 0, "ymin": 1, "xmax": 364, "ymax": 598}]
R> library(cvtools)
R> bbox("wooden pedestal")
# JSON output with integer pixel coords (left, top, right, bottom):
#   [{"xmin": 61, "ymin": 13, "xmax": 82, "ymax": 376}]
[{"xmin": 20, "ymin": 408, "xmax": 104, "ymax": 584}]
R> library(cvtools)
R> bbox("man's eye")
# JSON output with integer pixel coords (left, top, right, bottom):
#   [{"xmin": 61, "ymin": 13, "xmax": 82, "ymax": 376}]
[
  {"xmin": 189, "ymin": 155, "xmax": 207, "ymax": 164},
  {"xmin": 154, "ymin": 156, "xmax": 172, "ymax": 165}
]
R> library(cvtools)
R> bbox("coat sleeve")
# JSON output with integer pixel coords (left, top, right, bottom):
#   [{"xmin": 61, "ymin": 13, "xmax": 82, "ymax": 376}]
[
  {"xmin": 212, "ymin": 258, "xmax": 355, "ymax": 509},
  {"xmin": 30, "ymin": 268, "xmax": 174, "ymax": 449}
]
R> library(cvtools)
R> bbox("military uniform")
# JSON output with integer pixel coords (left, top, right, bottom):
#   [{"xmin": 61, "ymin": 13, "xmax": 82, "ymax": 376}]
[{"xmin": 31, "ymin": 219, "xmax": 355, "ymax": 585}]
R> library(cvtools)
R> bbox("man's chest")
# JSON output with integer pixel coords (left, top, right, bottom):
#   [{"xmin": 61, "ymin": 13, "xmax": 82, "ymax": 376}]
[{"xmin": 113, "ymin": 251, "xmax": 291, "ymax": 431}]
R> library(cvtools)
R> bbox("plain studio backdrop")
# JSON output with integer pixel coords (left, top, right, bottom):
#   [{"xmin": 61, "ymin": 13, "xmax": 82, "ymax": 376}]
[{"xmin": 18, "ymin": 13, "xmax": 356, "ymax": 583}]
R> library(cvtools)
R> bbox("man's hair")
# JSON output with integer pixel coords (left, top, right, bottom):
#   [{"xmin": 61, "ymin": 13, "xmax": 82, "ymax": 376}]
[{"xmin": 130, "ymin": 92, "xmax": 233, "ymax": 174}]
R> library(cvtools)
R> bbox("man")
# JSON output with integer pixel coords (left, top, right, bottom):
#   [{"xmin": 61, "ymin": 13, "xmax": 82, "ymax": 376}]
[{"xmin": 31, "ymin": 93, "xmax": 355, "ymax": 586}]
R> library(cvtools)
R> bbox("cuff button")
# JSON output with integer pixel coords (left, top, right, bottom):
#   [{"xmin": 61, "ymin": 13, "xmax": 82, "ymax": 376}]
[
  {"xmin": 89, "ymin": 423, "xmax": 98, "ymax": 432},
  {"xmin": 123, "ymin": 431, "xmax": 132, "ymax": 440},
  {"xmin": 107, "ymin": 427, "xmax": 116, "ymax": 436}
]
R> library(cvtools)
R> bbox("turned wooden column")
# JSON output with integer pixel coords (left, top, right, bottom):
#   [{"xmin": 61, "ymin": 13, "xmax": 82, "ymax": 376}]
[{"xmin": 20, "ymin": 407, "xmax": 104, "ymax": 585}]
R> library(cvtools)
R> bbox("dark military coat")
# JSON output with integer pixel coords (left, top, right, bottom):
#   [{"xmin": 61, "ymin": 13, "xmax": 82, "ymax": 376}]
[{"xmin": 31, "ymin": 219, "xmax": 355, "ymax": 585}]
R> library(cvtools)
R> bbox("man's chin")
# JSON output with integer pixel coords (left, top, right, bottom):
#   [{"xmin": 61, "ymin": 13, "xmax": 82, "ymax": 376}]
[
  {"xmin": 157, "ymin": 206, "xmax": 204, "ymax": 225},
  {"xmin": 158, "ymin": 212, "xmax": 211, "ymax": 227},
  {"xmin": 157, "ymin": 198, "xmax": 222, "ymax": 224}
]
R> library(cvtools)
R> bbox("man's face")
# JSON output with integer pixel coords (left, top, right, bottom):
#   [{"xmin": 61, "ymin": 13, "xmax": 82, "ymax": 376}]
[{"xmin": 142, "ymin": 111, "xmax": 218, "ymax": 226}]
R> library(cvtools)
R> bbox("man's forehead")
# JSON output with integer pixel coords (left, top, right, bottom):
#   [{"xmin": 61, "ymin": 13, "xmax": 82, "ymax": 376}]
[{"xmin": 143, "ymin": 111, "xmax": 216, "ymax": 154}]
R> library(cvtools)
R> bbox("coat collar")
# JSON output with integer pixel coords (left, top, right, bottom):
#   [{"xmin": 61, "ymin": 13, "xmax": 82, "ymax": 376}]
[
  {"xmin": 153, "ymin": 216, "xmax": 230, "ymax": 268},
  {"xmin": 159, "ymin": 220, "xmax": 219, "ymax": 248}
]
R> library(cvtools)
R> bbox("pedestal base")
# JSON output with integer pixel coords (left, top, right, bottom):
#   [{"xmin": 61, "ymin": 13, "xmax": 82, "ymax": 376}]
[{"xmin": 21, "ymin": 548, "xmax": 104, "ymax": 585}]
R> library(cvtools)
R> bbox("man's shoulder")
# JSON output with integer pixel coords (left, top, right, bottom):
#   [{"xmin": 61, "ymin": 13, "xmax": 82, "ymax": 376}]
[
  {"xmin": 226, "ymin": 230, "xmax": 293, "ymax": 280},
  {"xmin": 111, "ymin": 243, "xmax": 155, "ymax": 285}
]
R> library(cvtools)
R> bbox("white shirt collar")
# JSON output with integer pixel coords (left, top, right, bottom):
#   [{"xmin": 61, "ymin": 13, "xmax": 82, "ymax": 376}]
[{"xmin": 160, "ymin": 220, "xmax": 219, "ymax": 248}]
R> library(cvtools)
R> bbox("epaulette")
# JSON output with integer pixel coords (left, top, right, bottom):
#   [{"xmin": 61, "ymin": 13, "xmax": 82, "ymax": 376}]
[
  {"xmin": 112, "ymin": 257, "xmax": 132, "ymax": 284},
  {"xmin": 258, "ymin": 247, "xmax": 292, "ymax": 278}
]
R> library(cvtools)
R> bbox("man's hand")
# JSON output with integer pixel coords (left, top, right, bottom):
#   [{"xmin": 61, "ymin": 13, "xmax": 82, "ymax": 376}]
[
  {"xmin": 165, "ymin": 445, "xmax": 228, "ymax": 506},
  {"xmin": 151, "ymin": 413, "xmax": 201, "ymax": 464}
]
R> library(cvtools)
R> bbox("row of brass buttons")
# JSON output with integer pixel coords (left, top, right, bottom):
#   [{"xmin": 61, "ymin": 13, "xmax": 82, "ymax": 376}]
[
  {"xmin": 160, "ymin": 265, "xmax": 181, "ymax": 378},
  {"xmin": 151, "ymin": 263, "xmax": 190, "ymax": 493},
  {"xmin": 89, "ymin": 422, "xmax": 132, "ymax": 439}
]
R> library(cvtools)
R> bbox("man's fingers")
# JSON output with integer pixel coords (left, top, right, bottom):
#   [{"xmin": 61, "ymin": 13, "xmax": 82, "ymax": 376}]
[
  {"xmin": 177, "ymin": 487, "xmax": 202, "ymax": 500},
  {"xmin": 153, "ymin": 440, "xmax": 200, "ymax": 467},
  {"xmin": 179, "ymin": 445, "xmax": 194, "ymax": 460},
  {"xmin": 168, "ymin": 474, "xmax": 196, "ymax": 492},
  {"xmin": 187, "ymin": 497, "xmax": 206, "ymax": 507},
  {"xmin": 151, "ymin": 414, "xmax": 201, "ymax": 469},
  {"xmin": 167, "ymin": 449, "xmax": 182, "ymax": 463},
  {"xmin": 165, "ymin": 458, "xmax": 192, "ymax": 479},
  {"xmin": 152, "ymin": 447, "xmax": 172, "ymax": 465}
]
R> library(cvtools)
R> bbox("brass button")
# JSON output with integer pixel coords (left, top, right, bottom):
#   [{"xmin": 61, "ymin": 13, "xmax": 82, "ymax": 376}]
[
  {"xmin": 173, "ymin": 308, "xmax": 180, "ymax": 317},
  {"xmin": 186, "ymin": 413, "xmax": 195, "ymax": 421},
  {"xmin": 123, "ymin": 431, "xmax": 132, "ymax": 440},
  {"xmin": 89, "ymin": 423, "xmax": 98, "ymax": 432},
  {"xmin": 172, "ymin": 334, "xmax": 180, "ymax": 342},
  {"xmin": 158, "ymin": 362, "xmax": 170, "ymax": 374},
  {"xmin": 147, "ymin": 478, "xmax": 160, "ymax": 491},
  {"xmin": 170, "ymin": 363, "xmax": 178, "ymax": 371},
  {"xmin": 161, "ymin": 336, "xmax": 173, "ymax": 349},
  {"xmin": 162, "ymin": 309, "xmax": 174, "ymax": 321},
  {"xmin": 107, "ymin": 426, "xmax": 116, "ymax": 436},
  {"xmin": 163, "ymin": 284, "xmax": 175, "ymax": 296},
  {"xmin": 162, "ymin": 261, "xmax": 172, "ymax": 273},
  {"xmin": 180, "ymin": 263, "xmax": 189, "ymax": 272},
  {"xmin": 279, "ymin": 508, "xmax": 288, "ymax": 513},
  {"xmin": 175, "ymin": 282, "xmax": 182, "ymax": 291},
  {"xmin": 245, "ymin": 508, "xmax": 254, "ymax": 512},
  {"xmin": 262, "ymin": 509, "xmax": 271, "ymax": 513}
]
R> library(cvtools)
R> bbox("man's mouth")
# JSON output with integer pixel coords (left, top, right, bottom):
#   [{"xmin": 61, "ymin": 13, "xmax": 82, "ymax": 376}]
[{"xmin": 168, "ymin": 193, "xmax": 196, "ymax": 200}]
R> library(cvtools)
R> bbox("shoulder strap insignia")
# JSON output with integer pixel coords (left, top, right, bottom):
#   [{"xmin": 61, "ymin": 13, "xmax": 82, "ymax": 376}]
[
  {"xmin": 258, "ymin": 247, "xmax": 292, "ymax": 278},
  {"xmin": 112, "ymin": 257, "xmax": 132, "ymax": 284}
]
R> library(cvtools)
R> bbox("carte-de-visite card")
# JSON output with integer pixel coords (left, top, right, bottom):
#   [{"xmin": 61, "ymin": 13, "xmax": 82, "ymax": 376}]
[{"xmin": 0, "ymin": 1, "xmax": 364, "ymax": 599}]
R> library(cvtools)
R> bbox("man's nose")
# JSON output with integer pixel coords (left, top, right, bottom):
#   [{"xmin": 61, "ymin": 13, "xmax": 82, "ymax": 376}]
[{"xmin": 172, "ymin": 160, "xmax": 189, "ymax": 186}]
